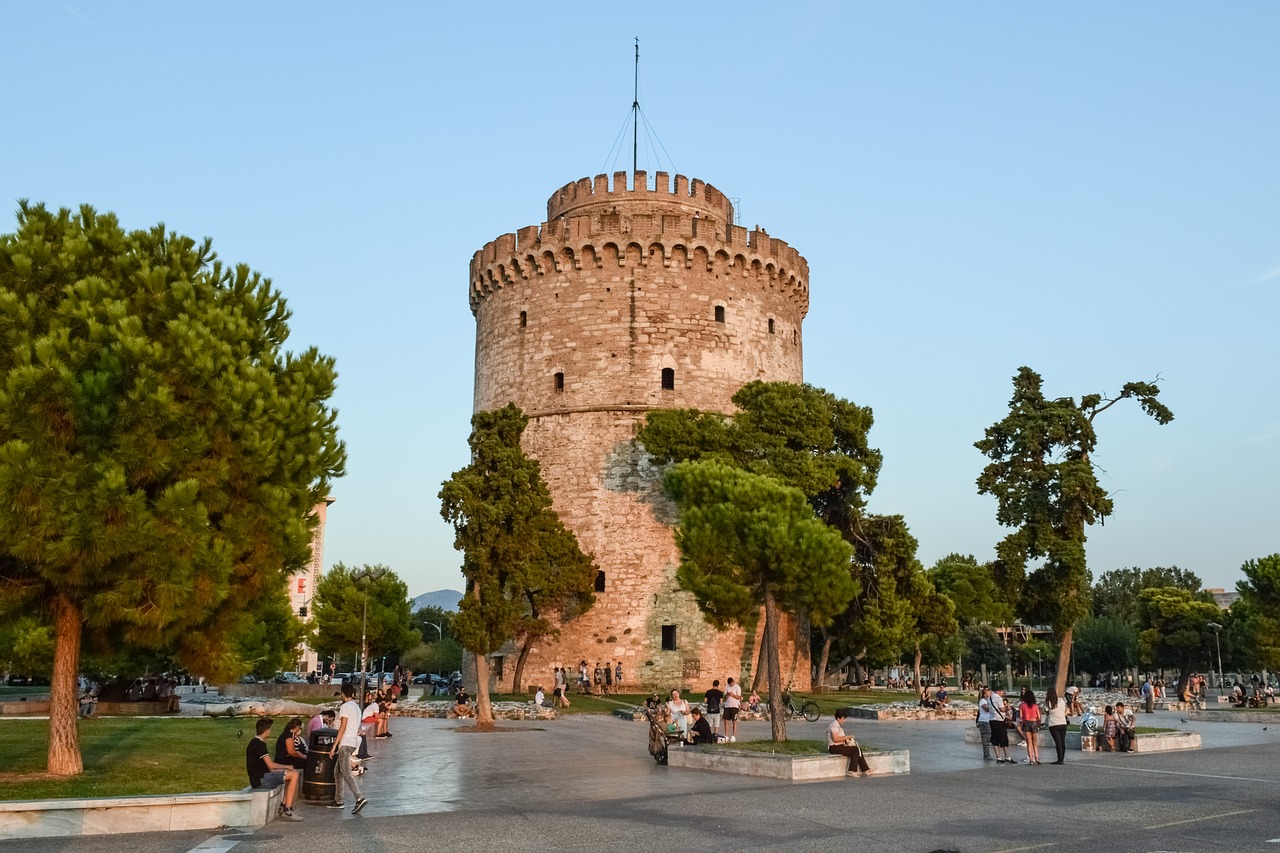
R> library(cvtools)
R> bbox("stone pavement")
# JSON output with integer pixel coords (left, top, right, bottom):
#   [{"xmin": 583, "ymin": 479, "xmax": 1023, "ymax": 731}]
[{"xmin": 5, "ymin": 707, "xmax": 1280, "ymax": 852}]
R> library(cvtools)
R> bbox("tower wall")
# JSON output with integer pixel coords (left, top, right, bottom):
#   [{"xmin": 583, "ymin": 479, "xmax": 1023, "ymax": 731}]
[{"xmin": 469, "ymin": 171, "xmax": 811, "ymax": 692}]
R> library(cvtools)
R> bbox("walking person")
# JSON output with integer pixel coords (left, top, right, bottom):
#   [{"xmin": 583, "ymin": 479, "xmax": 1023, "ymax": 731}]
[
  {"xmin": 988, "ymin": 686, "xmax": 1014, "ymax": 764},
  {"xmin": 723, "ymin": 676, "xmax": 742, "ymax": 742},
  {"xmin": 1018, "ymin": 686, "xmax": 1043, "ymax": 764},
  {"xmin": 328, "ymin": 683, "xmax": 369, "ymax": 814},
  {"xmin": 1044, "ymin": 685, "xmax": 1069, "ymax": 764},
  {"xmin": 827, "ymin": 709, "xmax": 873, "ymax": 777},
  {"xmin": 667, "ymin": 689, "xmax": 691, "ymax": 739},
  {"xmin": 975, "ymin": 686, "xmax": 995, "ymax": 762}
]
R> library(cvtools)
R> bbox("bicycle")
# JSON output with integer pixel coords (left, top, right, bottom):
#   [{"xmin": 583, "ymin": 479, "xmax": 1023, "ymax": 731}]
[{"xmin": 781, "ymin": 692, "xmax": 821, "ymax": 722}]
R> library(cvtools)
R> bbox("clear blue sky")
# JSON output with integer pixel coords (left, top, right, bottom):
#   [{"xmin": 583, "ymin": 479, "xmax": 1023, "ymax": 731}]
[{"xmin": 4, "ymin": 2, "xmax": 1276, "ymax": 597}]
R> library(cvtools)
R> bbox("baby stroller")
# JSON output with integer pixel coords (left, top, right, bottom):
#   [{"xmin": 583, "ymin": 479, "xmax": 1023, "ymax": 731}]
[{"xmin": 644, "ymin": 695, "xmax": 681, "ymax": 765}]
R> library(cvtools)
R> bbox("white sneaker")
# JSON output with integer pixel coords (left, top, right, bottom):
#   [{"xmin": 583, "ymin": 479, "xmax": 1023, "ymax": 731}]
[{"xmin": 729, "ymin": 736, "xmax": 736, "ymax": 742}]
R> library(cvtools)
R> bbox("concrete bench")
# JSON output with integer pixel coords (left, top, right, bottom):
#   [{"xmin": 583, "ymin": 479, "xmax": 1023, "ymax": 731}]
[
  {"xmin": 0, "ymin": 786, "xmax": 282, "ymax": 840},
  {"xmin": 667, "ymin": 746, "xmax": 909, "ymax": 780}
]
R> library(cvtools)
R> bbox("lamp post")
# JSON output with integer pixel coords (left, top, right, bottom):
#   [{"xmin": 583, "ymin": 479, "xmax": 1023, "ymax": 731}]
[
  {"xmin": 422, "ymin": 622, "xmax": 442, "ymax": 641},
  {"xmin": 1036, "ymin": 649, "xmax": 1042, "ymax": 686},
  {"xmin": 1208, "ymin": 621, "xmax": 1224, "ymax": 697},
  {"xmin": 352, "ymin": 566, "xmax": 388, "ymax": 704}
]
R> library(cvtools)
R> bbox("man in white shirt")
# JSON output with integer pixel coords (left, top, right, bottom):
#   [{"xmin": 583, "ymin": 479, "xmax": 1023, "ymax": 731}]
[
  {"xmin": 987, "ymin": 686, "xmax": 1013, "ymax": 764},
  {"xmin": 328, "ymin": 683, "xmax": 369, "ymax": 814},
  {"xmin": 723, "ymin": 677, "xmax": 743, "ymax": 743}
]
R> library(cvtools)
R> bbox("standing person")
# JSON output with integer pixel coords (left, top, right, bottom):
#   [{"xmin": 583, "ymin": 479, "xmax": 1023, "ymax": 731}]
[
  {"xmin": 578, "ymin": 661, "xmax": 590, "ymax": 695},
  {"xmin": 704, "ymin": 679, "xmax": 725, "ymax": 738},
  {"xmin": 553, "ymin": 666, "xmax": 565, "ymax": 699},
  {"xmin": 1044, "ymin": 686, "xmax": 1069, "ymax": 764},
  {"xmin": 827, "ymin": 709, "xmax": 872, "ymax": 777},
  {"xmin": 603, "ymin": 661, "xmax": 613, "ymax": 695},
  {"xmin": 723, "ymin": 676, "xmax": 742, "ymax": 743},
  {"xmin": 1065, "ymin": 684, "xmax": 1084, "ymax": 717},
  {"xmin": 246, "ymin": 718, "xmax": 303, "ymax": 821},
  {"xmin": 1018, "ymin": 687, "xmax": 1043, "ymax": 764},
  {"xmin": 615, "ymin": 661, "xmax": 623, "ymax": 689},
  {"xmin": 594, "ymin": 662, "xmax": 605, "ymax": 695},
  {"xmin": 666, "ymin": 689, "xmax": 691, "ymax": 738},
  {"xmin": 988, "ymin": 686, "xmax": 1014, "ymax": 764},
  {"xmin": 1141, "ymin": 678, "xmax": 1155, "ymax": 713},
  {"xmin": 975, "ymin": 686, "xmax": 996, "ymax": 762},
  {"xmin": 328, "ymin": 683, "xmax": 369, "ymax": 814}
]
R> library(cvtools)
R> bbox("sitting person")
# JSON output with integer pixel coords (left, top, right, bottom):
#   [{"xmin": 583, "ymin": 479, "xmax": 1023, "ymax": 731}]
[
  {"xmin": 534, "ymin": 687, "xmax": 551, "ymax": 709},
  {"xmin": 935, "ymin": 686, "xmax": 950, "ymax": 706},
  {"xmin": 747, "ymin": 689, "xmax": 764, "ymax": 713},
  {"xmin": 307, "ymin": 708, "xmax": 336, "ymax": 737},
  {"xmin": 1115, "ymin": 702, "xmax": 1136, "ymax": 752},
  {"xmin": 1065, "ymin": 685, "xmax": 1084, "ymax": 717},
  {"xmin": 687, "ymin": 707, "xmax": 715, "ymax": 745},
  {"xmin": 451, "ymin": 687, "xmax": 474, "ymax": 719},
  {"xmin": 827, "ymin": 708, "xmax": 872, "ymax": 777},
  {"xmin": 246, "ymin": 717, "xmax": 302, "ymax": 821},
  {"xmin": 274, "ymin": 716, "xmax": 309, "ymax": 769}
]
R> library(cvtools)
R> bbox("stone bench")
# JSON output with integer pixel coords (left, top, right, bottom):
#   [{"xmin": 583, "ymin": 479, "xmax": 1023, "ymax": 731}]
[
  {"xmin": 0, "ymin": 787, "xmax": 282, "ymax": 840},
  {"xmin": 393, "ymin": 701, "xmax": 556, "ymax": 721},
  {"xmin": 667, "ymin": 746, "xmax": 909, "ymax": 780}
]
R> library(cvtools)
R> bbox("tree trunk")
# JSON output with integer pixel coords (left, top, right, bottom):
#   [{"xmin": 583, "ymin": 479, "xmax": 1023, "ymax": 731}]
[
  {"xmin": 913, "ymin": 644, "xmax": 923, "ymax": 689},
  {"xmin": 812, "ymin": 633, "xmax": 833, "ymax": 692},
  {"xmin": 1054, "ymin": 626, "xmax": 1073, "ymax": 696},
  {"xmin": 511, "ymin": 635, "xmax": 534, "ymax": 694},
  {"xmin": 763, "ymin": 586, "xmax": 786, "ymax": 742},
  {"xmin": 752, "ymin": 636, "xmax": 768, "ymax": 693},
  {"xmin": 48, "ymin": 592, "xmax": 83, "ymax": 776},
  {"xmin": 472, "ymin": 651, "xmax": 494, "ymax": 729}
]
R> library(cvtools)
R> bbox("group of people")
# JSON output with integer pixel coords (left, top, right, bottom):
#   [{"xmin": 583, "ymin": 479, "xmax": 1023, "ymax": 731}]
[
  {"xmin": 245, "ymin": 680, "xmax": 398, "ymax": 822},
  {"xmin": 976, "ymin": 685, "xmax": 1071, "ymax": 765},
  {"xmin": 553, "ymin": 661, "xmax": 624, "ymax": 698},
  {"xmin": 660, "ymin": 677, "xmax": 748, "ymax": 744}
]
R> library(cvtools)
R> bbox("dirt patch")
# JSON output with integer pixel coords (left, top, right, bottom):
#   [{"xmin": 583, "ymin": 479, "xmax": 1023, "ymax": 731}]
[{"xmin": 450, "ymin": 724, "xmax": 538, "ymax": 733}]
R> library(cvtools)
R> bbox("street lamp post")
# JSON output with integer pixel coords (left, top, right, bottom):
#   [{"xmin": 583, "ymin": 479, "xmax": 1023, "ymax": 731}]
[
  {"xmin": 353, "ymin": 566, "xmax": 388, "ymax": 704},
  {"xmin": 1036, "ymin": 650, "xmax": 1042, "ymax": 686},
  {"xmin": 1208, "ymin": 622, "xmax": 1224, "ymax": 697},
  {"xmin": 423, "ymin": 622, "xmax": 443, "ymax": 641}
]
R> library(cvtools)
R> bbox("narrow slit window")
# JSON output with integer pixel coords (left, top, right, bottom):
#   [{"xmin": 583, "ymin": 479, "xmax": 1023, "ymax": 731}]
[
  {"xmin": 594, "ymin": 571, "xmax": 606, "ymax": 592},
  {"xmin": 519, "ymin": 310, "xmax": 527, "ymax": 327},
  {"xmin": 554, "ymin": 372, "xmax": 565, "ymax": 392},
  {"xmin": 661, "ymin": 368, "xmax": 675, "ymax": 390},
  {"xmin": 661, "ymin": 624, "xmax": 677, "ymax": 651},
  {"xmin": 714, "ymin": 305, "xmax": 725, "ymax": 323},
  {"xmin": 768, "ymin": 318, "xmax": 775, "ymax": 334}
]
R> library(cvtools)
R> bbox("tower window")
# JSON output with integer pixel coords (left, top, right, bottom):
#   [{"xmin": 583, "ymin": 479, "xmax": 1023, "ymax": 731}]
[
  {"xmin": 594, "ymin": 571, "xmax": 606, "ymax": 592},
  {"xmin": 661, "ymin": 624, "xmax": 678, "ymax": 651},
  {"xmin": 714, "ymin": 305, "xmax": 725, "ymax": 323},
  {"xmin": 519, "ymin": 310, "xmax": 527, "ymax": 327},
  {"xmin": 768, "ymin": 318, "xmax": 775, "ymax": 334},
  {"xmin": 554, "ymin": 372, "xmax": 565, "ymax": 392},
  {"xmin": 661, "ymin": 368, "xmax": 675, "ymax": 391}
]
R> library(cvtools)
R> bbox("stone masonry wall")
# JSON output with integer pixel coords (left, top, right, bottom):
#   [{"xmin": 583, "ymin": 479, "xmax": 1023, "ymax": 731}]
[{"xmin": 469, "ymin": 172, "xmax": 811, "ymax": 694}]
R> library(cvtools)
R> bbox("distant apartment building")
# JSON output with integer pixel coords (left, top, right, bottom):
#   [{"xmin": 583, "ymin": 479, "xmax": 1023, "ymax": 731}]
[{"xmin": 288, "ymin": 497, "xmax": 333, "ymax": 673}]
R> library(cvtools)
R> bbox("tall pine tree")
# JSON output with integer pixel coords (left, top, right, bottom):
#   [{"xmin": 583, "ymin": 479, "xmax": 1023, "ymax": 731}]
[{"xmin": 0, "ymin": 203, "xmax": 345, "ymax": 775}]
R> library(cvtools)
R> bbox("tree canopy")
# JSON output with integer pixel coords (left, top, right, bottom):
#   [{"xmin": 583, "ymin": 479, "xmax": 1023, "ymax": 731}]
[
  {"xmin": 439, "ymin": 403, "xmax": 596, "ymax": 727},
  {"xmin": 1092, "ymin": 566, "xmax": 1203, "ymax": 623},
  {"xmin": 1136, "ymin": 587, "xmax": 1221, "ymax": 696},
  {"xmin": 663, "ymin": 460, "xmax": 855, "ymax": 740},
  {"xmin": 312, "ymin": 563, "xmax": 418, "ymax": 670},
  {"xmin": 975, "ymin": 366, "xmax": 1172, "ymax": 694},
  {"xmin": 0, "ymin": 203, "xmax": 345, "ymax": 775},
  {"xmin": 928, "ymin": 553, "xmax": 1014, "ymax": 627},
  {"xmin": 1230, "ymin": 554, "xmax": 1280, "ymax": 672}
]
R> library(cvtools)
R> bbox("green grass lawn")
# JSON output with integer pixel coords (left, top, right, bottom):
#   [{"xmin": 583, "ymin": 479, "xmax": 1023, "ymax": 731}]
[{"xmin": 0, "ymin": 717, "xmax": 258, "ymax": 801}]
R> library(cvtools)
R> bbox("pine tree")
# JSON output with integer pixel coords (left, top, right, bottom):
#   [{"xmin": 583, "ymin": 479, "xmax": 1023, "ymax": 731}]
[{"xmin": 0, "ymin": 203, "xmax": 345, "ymax": 775}]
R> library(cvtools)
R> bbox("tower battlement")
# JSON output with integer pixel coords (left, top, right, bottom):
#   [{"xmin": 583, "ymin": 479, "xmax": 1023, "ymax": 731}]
[
  {"xmin": 547, "ymin": 171, "xmax": 734, "ymax": 222},
  {"xmin": 470, "ymin": 175, "xmax": 808, "ymax": 314}
]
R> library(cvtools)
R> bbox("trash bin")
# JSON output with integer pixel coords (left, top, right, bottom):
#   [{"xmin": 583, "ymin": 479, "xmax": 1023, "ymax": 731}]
[{"xmin": 303, "ymin": 727, "xmax": 338, "ymax": 803}]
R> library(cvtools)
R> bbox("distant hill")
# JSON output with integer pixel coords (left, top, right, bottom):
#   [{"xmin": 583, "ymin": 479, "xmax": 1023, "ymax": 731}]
[{"xmin": 411, "ymin": 589, "xmax": 464, "ymax": 612}]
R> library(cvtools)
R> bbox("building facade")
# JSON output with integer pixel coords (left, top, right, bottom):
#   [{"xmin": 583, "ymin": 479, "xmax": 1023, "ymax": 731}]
[
  {"xmin": 469, "ymin": 171, "xmax": 811, "ymax": 691},
  {"xmin": 288, "ymin": 497, "xmax": 333, "ymax": 674}
]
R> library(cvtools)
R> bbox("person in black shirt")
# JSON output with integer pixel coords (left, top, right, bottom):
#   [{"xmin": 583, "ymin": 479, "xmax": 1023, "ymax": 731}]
[
  {"xmin": 704, "ymin": 679, "xmax": 725, "ymax": 738},
  {"xmin": 687, "ymin": 707, "xmax": 715, "ymax": 745},
  {"xmin": 274, "ymin": 716, "xmax": 308, "ymax": 769},
  {"xmin": 246, "ymin": 717, "xmax": 303, "ymax": 821}
]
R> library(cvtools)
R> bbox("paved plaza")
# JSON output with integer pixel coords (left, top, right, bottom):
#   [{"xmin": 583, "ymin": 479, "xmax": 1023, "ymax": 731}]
[{"xmin": 4, "ymin": 708, "xmax": 1279, "ymax": 852}]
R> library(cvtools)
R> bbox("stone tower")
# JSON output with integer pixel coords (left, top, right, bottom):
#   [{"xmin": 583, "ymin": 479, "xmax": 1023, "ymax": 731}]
[{"xmin": 469, "ymin": 170, "xmax": 810, "ymax": 691}]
